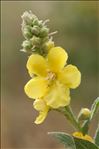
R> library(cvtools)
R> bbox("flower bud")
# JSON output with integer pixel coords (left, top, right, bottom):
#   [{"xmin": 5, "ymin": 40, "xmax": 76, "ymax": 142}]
[
  {"xmin": 78, "ymin": 108, "xmax": 91, "ymax": 121},
  {"xmin": 21, "ymin": 11, "xmax": 36, "ymax": 25},
  {"xmin": 21, "ymin": 11, "xmax": 56, "ymax": 55},
  {"xmin": 31, "ymin": 25, "xmax": 40, "ymax": 36},
  {"xmin": 32, "ymin": 18, "xmax": 39, "ymax": 26},
  {"xmin": 38, "ymin": 20, "xmax": 43, "ymax": 27},
  {"xmin": 39, "ymin": 27, "xmax": 49, "ymax": 38},
  {"xmin": 30, "ymin": 36, "xmax": 41, "ymax": 46},
  {"xmin": 45, "ymin": 40, "xmax": 55, "ymax": 51},
  {"xmin": 22, "ymin": 26, "xmax": 33, "ymax": 39},
  {"xmin": 22, "ymin": 40, "xmax": 32, "ymax": 50}
]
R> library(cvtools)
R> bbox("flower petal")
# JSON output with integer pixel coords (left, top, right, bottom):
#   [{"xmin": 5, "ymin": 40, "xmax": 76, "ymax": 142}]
[
  {"xmin": 24, "ymin": 77, "xmax": 48, "ymax": 99},
  {"xmin": 34, "ymin": 110, "xmax": 48, "ymax": 124},
  {"xmin": 33, "ymin": 99, "xmax": 49, "ymax": 124},
  {"xmin": 84, "ymin": 135, "xmax": 94, "ymax": 143},
  {"xmin": 73, "ymin": 132, "xmax": 94, "ymax": 143},
  {"xmin": 47, "ymin": 47, "xmax": 68, "ymax": 73},
  {"xmin": 44, "ymin": 81, "xmax": 70, "ymax": 109},
  {"xmin": 33, "ymin": 99, "xmax": 49, "ymax": 111},
  {"xmin": 27, "ymin": 54, "xmax": 48, "ymax": 77},
  {"xmin": 73, "ymin": 132, "xmax": 83, "ymax": 139},
  {"xmin": 58, "ymin": 64, "xmax": 81, "ymax": 89}
]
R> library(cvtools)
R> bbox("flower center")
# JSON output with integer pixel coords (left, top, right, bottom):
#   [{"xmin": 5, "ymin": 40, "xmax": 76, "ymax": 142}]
[
  {"xmin": 45, "ymin": 71, "xmax": 56, "ymax": 87},
  {"xmin": 46, "ymin": 71, "xmax": 56, "ymax": 81}
]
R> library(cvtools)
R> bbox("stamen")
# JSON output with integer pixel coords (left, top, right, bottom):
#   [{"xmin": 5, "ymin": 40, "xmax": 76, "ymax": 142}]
[{"xmin": 45, "ymin": 71, "xmax": 56, "ymax": 82}]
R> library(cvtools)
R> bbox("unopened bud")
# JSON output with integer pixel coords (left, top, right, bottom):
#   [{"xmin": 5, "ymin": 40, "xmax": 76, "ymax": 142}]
[
  {"xmin": 30, "ymin": 36, "xmax": 41, "ymax": 45},
  {"xmin": 39, "ymin": 27, "xmax": 49, "ymax": 38},
  {"xmin": 38, "ymin": 20, "xmax": 43, "ymax": 27},
  {"xmin": 32, "ymin": 18, "xmax": 39, "ymax": 26},
  {"xmin": 31, "ymin": 25, "xmax": 40, "ymax": 36},
  {"xmin": 21, "ymin": 11, "xmax": 36, "ymax": 25},
  {"xmin": 78, "ymin": 108, "xmax": 91, "ymax": 121},
  {"xmin": 22, "ymin": 40, "xmax": 32, "ymax": 50},
  {"xmin": 22, "ymin": 26, "xmax": 33, "ymax": 39},
  {"xmin": 45, "ymin": 40, "xmax": 55, "ymax": 51},
  {"xmin": 21, "ymin": 11, "xmax": 56, "ymax": 55}
]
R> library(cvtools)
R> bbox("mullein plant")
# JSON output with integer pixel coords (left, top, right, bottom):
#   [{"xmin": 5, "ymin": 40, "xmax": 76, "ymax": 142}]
[{"xmin": 21, "ymin": 11, "xmax": 99, "ymax": 149}]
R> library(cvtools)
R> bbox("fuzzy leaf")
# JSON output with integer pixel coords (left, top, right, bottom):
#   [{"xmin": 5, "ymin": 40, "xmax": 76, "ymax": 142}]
[
  {"xmin": 48, "ymin": 132, "xmax": 99, "ymax": 149},
  {"xmin": 90, "ymin": 97, "xmax": 99, "ymax": 121},
  {"xmin": 74, "ymin": 137, "xmax": 99, "ymax": 149},
  {"xmin": 48, "ymin": 132, "xmax": 76, "ymax": 149},
  {"xmin": 94, "ymin": 123, "xmax": 99, "ymax": 146}
]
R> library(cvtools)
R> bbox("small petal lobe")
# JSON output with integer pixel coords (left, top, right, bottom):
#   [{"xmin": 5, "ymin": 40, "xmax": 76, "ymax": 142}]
[
  {"xmin": 33, "ymin": 99, "xmax": 49, "ymax": 111},
  {"xmin": 34, "ymin": 111, "xmax": 48, "ymax": 124}
]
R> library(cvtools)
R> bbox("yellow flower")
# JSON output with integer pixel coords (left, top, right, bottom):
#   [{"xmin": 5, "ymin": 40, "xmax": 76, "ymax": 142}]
[
  {"xmin": 73, "ymin": 132, "xmax": 94, "ymax": 143},
  {"xmin": 24, "ymin": 46, "xmax": 81, "ymax": 123}
]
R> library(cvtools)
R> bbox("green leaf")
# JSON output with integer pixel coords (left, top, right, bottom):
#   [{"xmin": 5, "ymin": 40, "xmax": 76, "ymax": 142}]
[
  {"xmin": 90, "ymin": 97, "xmax": 99, "ymax": 121},
  {"xmin": 74, "ymin": 137, "xmax": 99, "ymax": 149},
  {"xmin": 94, "ymin": 123, "xmax": 99, "ymax": 146},
  {"xmin": 48, "ymin": 132, "xmax": 99, "ymax": 149},
  {"xmin": 48, "ymin": 132, "xmax": 76, "ymax": 149}
]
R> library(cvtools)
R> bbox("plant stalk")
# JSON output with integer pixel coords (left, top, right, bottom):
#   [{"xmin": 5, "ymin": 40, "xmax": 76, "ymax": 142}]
[
  {"xmin": 64, "ymin": 106, "xmax": 82, "ymax": 131},
  {"xmin": 57, "ymin": 106, "xmax": 82, "ymax": 132}
]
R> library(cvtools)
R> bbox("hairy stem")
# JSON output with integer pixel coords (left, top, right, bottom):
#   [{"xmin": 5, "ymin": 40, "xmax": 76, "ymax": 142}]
[
  {"xmin": 64, "ymin": 106, "xmax": 82, "ymax": 131},
  {"xmin": 57, "ymin": 105, "xmax": 82, "ymax": 132}
]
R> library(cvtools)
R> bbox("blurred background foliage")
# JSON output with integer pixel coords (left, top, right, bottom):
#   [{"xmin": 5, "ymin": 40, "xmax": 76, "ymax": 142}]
[{"xmin": 1, "ymin": 1, "xmax": 99, "ymax": 149}]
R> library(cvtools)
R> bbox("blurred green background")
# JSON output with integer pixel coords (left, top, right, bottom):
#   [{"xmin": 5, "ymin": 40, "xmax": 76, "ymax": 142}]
[{"xmin": 1, "ymin": 1, "xmax": 99, "ymax": 149}]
